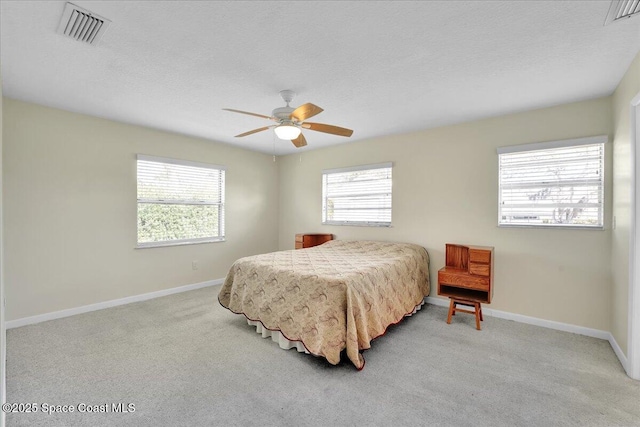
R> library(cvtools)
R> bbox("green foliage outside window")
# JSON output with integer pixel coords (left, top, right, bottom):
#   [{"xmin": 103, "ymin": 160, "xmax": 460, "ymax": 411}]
[{"xmin": 137, "ymin": 204, "xmax": 220, "ymax": 243}]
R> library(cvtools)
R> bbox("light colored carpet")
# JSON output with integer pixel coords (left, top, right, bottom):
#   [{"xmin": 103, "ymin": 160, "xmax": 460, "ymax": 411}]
[{"xmin": 6, "ymin": 285, "xmax": 640, "ymax": 426}]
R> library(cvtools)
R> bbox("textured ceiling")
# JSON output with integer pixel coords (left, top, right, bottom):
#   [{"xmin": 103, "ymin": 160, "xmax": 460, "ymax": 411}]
[{"xmin": 1, "ymin": 1, "xmax": 639, "ymax": 155}]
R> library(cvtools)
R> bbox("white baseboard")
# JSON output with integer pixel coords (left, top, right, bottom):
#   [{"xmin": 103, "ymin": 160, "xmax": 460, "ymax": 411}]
[
  {"xmin": 607, "ymin": 332, "xmax": 628, "ymax": 373},
  {"xmin": 6, "ymin": 278, "xmax": 224, "ymax": 329},
  {"xmin": 427, "ymin": 296, "xmax": 634, "ymax": 375},
  {"xmin": 425, "ymin": 296, "xmax": 610, "ymax": 340}
]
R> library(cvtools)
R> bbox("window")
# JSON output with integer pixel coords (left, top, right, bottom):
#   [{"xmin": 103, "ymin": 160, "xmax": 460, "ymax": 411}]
[
  {"xmin": 322, "ymin": 162, "xmax": 392, "ymax": 226},
  {"xmin": 497, "ymin": 136, "xmax": 606, "ymax": 228},
  {"xmin": 136, "ymin": 155, "xmax": 225, "ymax": 247}
]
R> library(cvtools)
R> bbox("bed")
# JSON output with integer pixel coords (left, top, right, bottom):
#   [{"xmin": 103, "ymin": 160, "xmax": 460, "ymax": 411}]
[{"xmin": 217, "ymin": 240, "xmax": 430, "ymax": 369}]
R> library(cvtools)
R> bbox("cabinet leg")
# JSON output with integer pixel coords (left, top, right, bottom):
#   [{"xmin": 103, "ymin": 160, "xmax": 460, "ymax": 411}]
[
  {"xmin": 447, "ymin": 299, "xmax": 455, "ymax": 324},
  {"xmin": 475, "ymin": 302, "xmax": 481, "ymax": 330}
]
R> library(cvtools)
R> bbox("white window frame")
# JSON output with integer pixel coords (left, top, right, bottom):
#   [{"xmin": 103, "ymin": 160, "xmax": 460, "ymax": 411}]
[
  {"xmin": 322, "ymin": 162, "xmax": 393, "ymax": 227},
  {"xmin": 136, "ymin": 154, "xmax": 226, "ymax": 248},
  {"xmin": 497, "ymin": 135, "xmax": 607, "ymax": 229}
]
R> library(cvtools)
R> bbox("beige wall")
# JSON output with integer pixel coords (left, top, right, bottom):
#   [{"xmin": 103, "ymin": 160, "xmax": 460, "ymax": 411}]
[
  {"xmin": 611, "ymin": 52, "xmax": 640, "ymax": 355},
  {"xmin": 2, "ymin": 98, "xmax": 279, "ymax": 321},
  {"xmin": 278, "ymin": 97, "xmax": 613, "ymax": 331}
]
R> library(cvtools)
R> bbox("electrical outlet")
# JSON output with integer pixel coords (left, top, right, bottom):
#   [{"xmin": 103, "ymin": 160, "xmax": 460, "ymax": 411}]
[{"xmin": 192, "ymin": 261, "xmax": 198, "ymax": 271}]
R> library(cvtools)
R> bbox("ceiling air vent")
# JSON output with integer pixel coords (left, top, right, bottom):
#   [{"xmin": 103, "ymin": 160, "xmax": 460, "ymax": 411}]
[
  {"xmin": 57, "ymin": 2, "xmax": 111, "ymax": 45},
  {"xmin": 604, "ymin": 0, "xmax": 640, "ymax": 25}
]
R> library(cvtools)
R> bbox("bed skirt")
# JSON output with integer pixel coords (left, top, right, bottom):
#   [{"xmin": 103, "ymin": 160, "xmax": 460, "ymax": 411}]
[{"xmin": 246, "ymin": 298, "xmax": 427, "ymax": 356}]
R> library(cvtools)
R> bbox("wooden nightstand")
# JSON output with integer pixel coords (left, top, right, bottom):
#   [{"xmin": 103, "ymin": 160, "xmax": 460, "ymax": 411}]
[
  {"xmin": 438, "ymin": 243, "xmax": 494, "ymax": 330},
  {"xmin": 295, "ymin": 234, "xmax": 333, "ymax": 249}
]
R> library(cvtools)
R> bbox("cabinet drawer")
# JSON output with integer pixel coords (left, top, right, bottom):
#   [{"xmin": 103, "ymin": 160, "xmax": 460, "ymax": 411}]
[
  {"xmin": 469, "ymin": 262, "xmax": 490, "ymax": 277},
  {"xmin": 469, "ymin": 249, "xmax": 491, "ymax": 264},
  {"xmin": 295, "ymin": 234, "xmax": 304, "ymax": 243},
  {"xmin": 295, "ymin": 242, "xmax": 303, "ymax": 249},
  {"xmin": 438, "ymin": 270, "xmax": 489, "ymax": 291}
]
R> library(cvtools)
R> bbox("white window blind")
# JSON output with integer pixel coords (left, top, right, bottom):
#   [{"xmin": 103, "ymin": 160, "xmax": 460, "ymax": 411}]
[
  {"xmin": 322, "ymin": 162, "xmax": 392, "ymax": 226},
  {"xmin": 497, "ymin": 136, "xmax": 606, "ymax": 228},
  {"xmin": 137, "ymin": 155, "xmax": 225, "ymax": 247}
]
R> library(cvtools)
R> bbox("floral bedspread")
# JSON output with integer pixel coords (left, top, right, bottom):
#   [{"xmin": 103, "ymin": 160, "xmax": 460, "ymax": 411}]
[{"xmin": 218, "ymin": 240, "xmax": 430, "ymax": 369}]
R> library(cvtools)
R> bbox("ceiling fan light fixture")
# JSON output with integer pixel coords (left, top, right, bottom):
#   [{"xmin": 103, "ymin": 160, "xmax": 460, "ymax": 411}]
[{"xmin": 274, "ymin": 124, "xmax": 301, "ymax": 140}]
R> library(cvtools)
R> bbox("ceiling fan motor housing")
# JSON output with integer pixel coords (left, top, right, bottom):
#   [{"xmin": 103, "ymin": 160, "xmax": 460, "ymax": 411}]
[
  {"xmin": 273, "ymin": 89, "xmax": 297, "ymax": 123},
  {"xmin": 272, "ymin": 106, "xmax": 295, "ymax": 122}
]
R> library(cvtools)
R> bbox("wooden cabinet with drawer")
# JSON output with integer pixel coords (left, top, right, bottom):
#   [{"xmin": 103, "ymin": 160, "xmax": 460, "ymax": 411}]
[
  {"xmin": 438, "ymin": 244, "xmax": 494, "ymax": 303},
  {"xmin": 295, "ymin": 234, "xmax": 333, "ymax": 249}
]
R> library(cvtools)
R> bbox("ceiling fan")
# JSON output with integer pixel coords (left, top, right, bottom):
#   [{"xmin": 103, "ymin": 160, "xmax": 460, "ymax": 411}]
[{"xmin": 223, "ymin": 90, "xmax": 353, "ymax": 148}]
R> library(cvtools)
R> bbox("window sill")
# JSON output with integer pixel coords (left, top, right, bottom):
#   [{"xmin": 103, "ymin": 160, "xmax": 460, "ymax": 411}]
[
  {"xmin": 498, "ymin": 224, "xmax": 604, "ymax": 230},
  {"xmin": 322, "ymin": 222, "xmax": 392, "ymax": 227},
  {"xmin": 136, "ymin": 238, "xmax": 225, "ymax": 249}
]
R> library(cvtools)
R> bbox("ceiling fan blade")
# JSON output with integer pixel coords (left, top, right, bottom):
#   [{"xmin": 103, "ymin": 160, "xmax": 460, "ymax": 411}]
[
  {"xmin": 235, "ymin": 126, "xmax": 272, "ymax": 137},
  {"xmin": 301, "ymin": 122, "xmax": 353, "ymax": 137},
  {"xmin": 223, "ymin": 108, "xmax": 274, "ymax": 120},
  {"xmin": 291, "ymin": 133, "xmax": 307, "ymax": 148},
  {"xmin": 290, "ymin": 103, "xmax": 324, "ymax": 122}
]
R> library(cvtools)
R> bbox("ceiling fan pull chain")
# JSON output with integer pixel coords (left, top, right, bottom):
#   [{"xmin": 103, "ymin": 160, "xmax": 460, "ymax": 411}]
[{"xmin": 272, "ymin": 131, "xmax": 276, "ymax": 161}]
